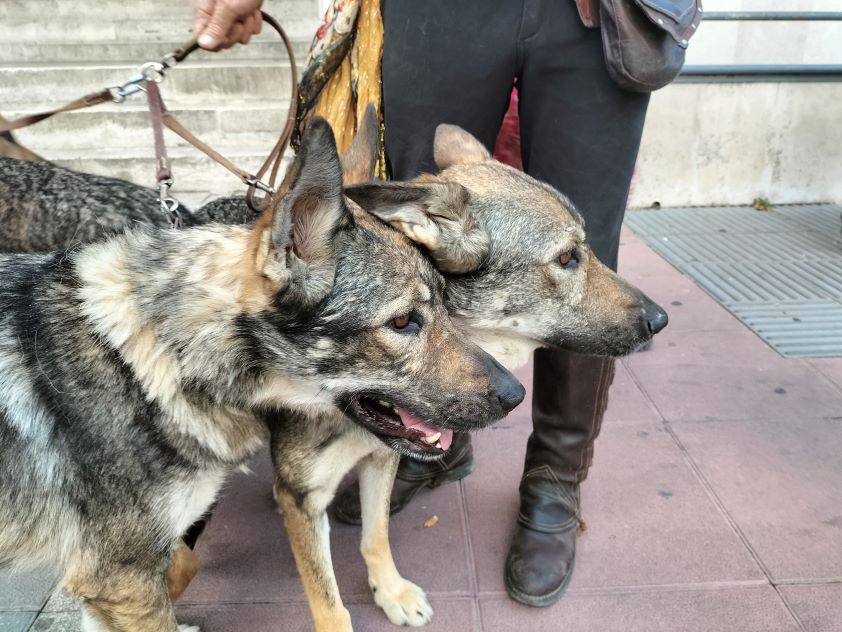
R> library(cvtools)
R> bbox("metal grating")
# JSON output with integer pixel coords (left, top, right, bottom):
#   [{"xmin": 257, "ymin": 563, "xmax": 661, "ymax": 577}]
[{"xmin": 625, "ymin": 204, "xmax": 842, "ymax": 358}]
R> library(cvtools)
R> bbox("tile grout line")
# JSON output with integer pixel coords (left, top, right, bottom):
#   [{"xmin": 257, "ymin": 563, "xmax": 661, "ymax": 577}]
[
  {"xmin": 456, "ymin": 478, "xmax": 485, "ymax": 632},
  {"xmin": 662, "ymin": 424, "xmax": 809, "ymax": 632}
]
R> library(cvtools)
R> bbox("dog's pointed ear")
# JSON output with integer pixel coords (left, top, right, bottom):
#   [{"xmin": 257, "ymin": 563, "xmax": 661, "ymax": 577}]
[
  {"xmin": 271, "ymin": 117, "xmax": 347, "ymax": 267},
  {"xmin": 341, "ymin": 104, "xmax": 379, "ymax": 185},
  {"xmin": 345, "ymin": 180, "xmax": 489, "ymax": 274},
  {"xmin": 434, "ymin": 124, "xmax": 491, "ymax": 170}
]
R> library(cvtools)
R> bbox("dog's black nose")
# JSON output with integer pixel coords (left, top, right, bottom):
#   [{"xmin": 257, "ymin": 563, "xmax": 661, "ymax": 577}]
[
  {"xmin": 482, "ymin": 354, "xmax": 526, "ymax": 413},
  {"xmin": 643, "ymin": 300, "xmax": 669, "ymax": 335}
]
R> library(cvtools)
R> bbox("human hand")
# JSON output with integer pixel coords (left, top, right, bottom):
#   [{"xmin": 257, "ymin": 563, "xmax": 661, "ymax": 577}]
[{"xmin": 194, "ymin": 0, "xmax": 264, "ymax": 51}]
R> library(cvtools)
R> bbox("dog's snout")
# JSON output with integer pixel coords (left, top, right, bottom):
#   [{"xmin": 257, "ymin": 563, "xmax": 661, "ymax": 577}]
[
  {"xmin": 482, "ymin": 354, "xmax": 526, "ymax": 413},
  {"xmin": 643, "ymin": 300, "xmax": 669, "ymax": 335}
]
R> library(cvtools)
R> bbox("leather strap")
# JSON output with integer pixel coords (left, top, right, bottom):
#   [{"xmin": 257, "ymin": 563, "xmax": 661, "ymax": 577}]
[
  {"xmin": 0, "ymin": 11, "xmax": 298, "ymax": 212},
  {"xmin": 145, "ymin": 81, "xmax": 172, "ymax": 184},
  {"xmin": 0, "ymin": 89, "xmax": 114, "ymax": 133}
]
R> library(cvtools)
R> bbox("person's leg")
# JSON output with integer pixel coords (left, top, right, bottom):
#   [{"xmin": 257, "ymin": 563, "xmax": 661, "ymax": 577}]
[
  {"xmin": 380, "ymin": 0, "xmax": 520, "ymax": 179},
  {"xmin": 333, "ymin": 0, "xmax": 521, "ymax": 524},
  {"xmin": 504, "ymin": 0, "xmax": 650, "ymax": 606}
]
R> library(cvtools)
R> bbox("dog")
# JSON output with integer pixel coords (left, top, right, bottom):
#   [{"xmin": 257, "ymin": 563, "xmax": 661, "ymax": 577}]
[{"xmin": 0, "ymin": 118, "xmax": 523, "ymax": 632}]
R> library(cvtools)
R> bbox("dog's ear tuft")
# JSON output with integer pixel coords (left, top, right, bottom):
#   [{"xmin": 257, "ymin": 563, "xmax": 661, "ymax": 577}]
[
  {"xmin": 345, "ymin": 180, "xmax": 489, "ymax": 274},
  {"xmin": 272, "ymin": 117, "xmax": 347, "ymax": 266},
  {"xmin": 434, "ymin": 124, "xmax": 491, "ymax": 170},
  {"xmin": 341, "ymin": 104, "xmax": 379, "ymax": 185}
]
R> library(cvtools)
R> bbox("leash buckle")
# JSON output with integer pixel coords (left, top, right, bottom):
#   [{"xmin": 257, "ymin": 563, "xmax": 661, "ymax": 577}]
[
  {"xmin": 245, "ymin": 177, "xmax": 276, "ymax": 195},
  {"xmin": 158, "ymin": 179, "xmax": 182, "ymax": 229}
]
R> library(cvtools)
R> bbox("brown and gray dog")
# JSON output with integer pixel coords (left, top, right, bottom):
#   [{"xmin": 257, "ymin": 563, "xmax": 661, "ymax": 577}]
[
  {"xmin": 258, "ymin": 117, "xmax": 668, "ymax": 631},
  {"xmin": 0, "ymin": 119, "xmax": 523, "ymax": 632}
]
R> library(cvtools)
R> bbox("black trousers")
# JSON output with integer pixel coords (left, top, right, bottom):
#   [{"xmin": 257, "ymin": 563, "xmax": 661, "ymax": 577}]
[{"xmin": 382, "ymin": 0, "xmax": 649, "ymax": 481}]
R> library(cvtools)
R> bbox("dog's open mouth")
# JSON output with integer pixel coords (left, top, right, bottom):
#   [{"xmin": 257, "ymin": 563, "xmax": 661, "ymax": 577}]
[{"xmin": 349, "ymin": 397, "xmax": 454, "ymax": 456}]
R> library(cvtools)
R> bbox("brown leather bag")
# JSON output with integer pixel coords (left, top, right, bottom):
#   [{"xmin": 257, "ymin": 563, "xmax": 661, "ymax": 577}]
[{"xmin": 574, "ymin": 0, "xmax": 703, "ymax": 92}]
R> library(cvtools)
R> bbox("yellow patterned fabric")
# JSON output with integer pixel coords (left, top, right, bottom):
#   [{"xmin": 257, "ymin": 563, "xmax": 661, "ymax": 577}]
[{"xmin": 296, "ymin": 0, "xmax": 386, "ymax": 178}]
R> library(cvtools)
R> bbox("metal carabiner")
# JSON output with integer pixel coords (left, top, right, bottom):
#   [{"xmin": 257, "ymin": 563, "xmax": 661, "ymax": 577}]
[
  {"xmin": 158, "ymin": 179, "xmax": 182, "ymax": 229},
  {"xmin": 140, "ymin": 62, "xmax": 167, "ymax": 84}
]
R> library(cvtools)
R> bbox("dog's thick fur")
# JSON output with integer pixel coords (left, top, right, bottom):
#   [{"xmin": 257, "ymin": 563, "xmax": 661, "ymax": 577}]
[{"xmin": 0, "ymin": 119, "xmax": 520, "ymax": 632}]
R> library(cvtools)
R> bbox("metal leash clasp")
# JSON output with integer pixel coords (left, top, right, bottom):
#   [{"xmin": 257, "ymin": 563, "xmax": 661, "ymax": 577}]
[
  {"xmin": 159, "ymin": 179, "xmax": 182, "ymax": 229},
  {"xmin": 108, "ymin": 50, "xmax": 179, "ymax": 103}
]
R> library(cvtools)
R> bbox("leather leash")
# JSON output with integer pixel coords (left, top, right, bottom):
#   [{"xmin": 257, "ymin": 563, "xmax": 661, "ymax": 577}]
[{"xmin": 0, "ymin": 11, "xmax": 298, "ymax": 217}]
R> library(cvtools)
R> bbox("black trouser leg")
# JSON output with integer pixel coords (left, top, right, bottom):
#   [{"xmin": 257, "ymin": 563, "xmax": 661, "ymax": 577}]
[{"xmin": 505, "ymin": 0, "xmax": 649, "ymax": 607}]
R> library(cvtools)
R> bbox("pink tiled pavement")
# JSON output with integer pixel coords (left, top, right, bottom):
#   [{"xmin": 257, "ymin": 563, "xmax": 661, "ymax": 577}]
[{"xmin": 13, "ymin": 226, "xmax": 841, "ymax": 632}]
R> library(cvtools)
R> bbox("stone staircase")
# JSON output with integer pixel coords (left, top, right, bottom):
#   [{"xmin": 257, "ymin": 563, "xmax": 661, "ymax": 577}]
[{"xmin": 0, "ymin": 0, "xmax": 321, "ymax": 198}]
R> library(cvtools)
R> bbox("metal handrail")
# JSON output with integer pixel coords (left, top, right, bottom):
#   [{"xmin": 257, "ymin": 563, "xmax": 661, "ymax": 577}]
[
  {"xmin": 680, "ymin": 11, "xmax": 842, "ymax": 83},
  {"xmin": 702, "ymin": 12, "xmax": 842, "ymax": 21}
]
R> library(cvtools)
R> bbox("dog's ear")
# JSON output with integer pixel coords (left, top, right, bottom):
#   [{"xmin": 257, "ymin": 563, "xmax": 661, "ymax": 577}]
[
  {"xmin": 341, "ymin": 104, "xmax": 379, "ymax": 185},
  {"xmin": 247, "ymin": 118, "xmax": 348, "ymax": 304},
  {"xmin": 345, "ymin": 180, "xmax": 489, "ymax": 273},
  {"xmin": 271, "ymin": 117, "xmax": 347, "ymax": 266},
  {"xmin": 434, "ymin": 124, "xmax": 491, "ymax": 170}
]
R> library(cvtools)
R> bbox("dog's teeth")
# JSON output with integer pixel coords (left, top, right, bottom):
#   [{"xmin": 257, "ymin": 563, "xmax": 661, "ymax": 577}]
[
  {"xmin": 435, "ymin": 442, "xmax": 442, "ymax": 449},
  {"xmin": 424, "ymin": 431, "xmax": 442, "ymax": 445},
  {"xmin": 378, "ymin": 399, "xmax": 391, "ymax": 409}
]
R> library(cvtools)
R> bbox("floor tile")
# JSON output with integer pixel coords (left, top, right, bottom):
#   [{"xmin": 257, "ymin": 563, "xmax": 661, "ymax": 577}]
[
  {"xmin": 466, "ymin": 421, "xmax": 763, "ymax": 595},
  {"xmin": 479, "ymin": 586, "xmax": 799, "ymax": 632},
  {"xmin": 618, "ymin": 228, "xmax": 681, "ymax": 279},
  {"xmin": 627, "ymin": 273, "xmax": 746, "ymax": 333},
  {"xmin": 673, "ymin": 419, "xmax": 842, "ymax": 581},
  {"xmin": 604, "ymin": 361, "xmax": 662, "ymax": 423},
  {"xmin": 809, "ymin": 357, "xmax": 842, "ymax": 393},
  {"xmin": 176, "ymin": 598, "xmax": 480, "ymax": 632},
  {"xmin": 0, "ymin": 612, "xmax": 37, "ymax": 632},
  {"xmin": 630, "ymin": 361, "xmax": 842, "ymax": 422},
  {"xmin": 0, "ymin": 567, "xmax": 57, "ymax": 610},
  {"xmin": 779, "ymin": 584, "xmax": 842, "ymax": 632},
  {"xmin": 29, "ymin": 610, "xmax": 79, "ymax": 632},
  {"xmin": 625, "ymin": 326, "xmax": 783, "ymax": 369}
]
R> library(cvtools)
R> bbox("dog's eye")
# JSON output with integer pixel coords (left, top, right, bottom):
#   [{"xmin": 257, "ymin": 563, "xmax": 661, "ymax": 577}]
[
  {"xmin": 558, "ymin": 251, "xmax": 579, "ymax": 269},
  {"xmin": 389, "ymin": 312, "xmax": 422, "ymax": 334}
]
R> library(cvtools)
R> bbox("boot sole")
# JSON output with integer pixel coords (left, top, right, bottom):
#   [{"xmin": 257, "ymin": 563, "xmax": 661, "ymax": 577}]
[
  {"xmin": 504, "ymin": 556, "xmax": 576, "ymax": 608},
  {"xmin": 332, "ymin": 460, "xmax": 476, "ymax": 526}
]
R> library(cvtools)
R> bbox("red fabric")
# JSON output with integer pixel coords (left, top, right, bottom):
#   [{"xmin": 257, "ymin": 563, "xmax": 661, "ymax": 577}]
[{"xmin": 493, "ymin": 88, "xmax": 523, "ymax": 171}]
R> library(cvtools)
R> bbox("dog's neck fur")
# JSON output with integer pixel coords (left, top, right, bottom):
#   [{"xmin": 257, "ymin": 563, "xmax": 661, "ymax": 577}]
[{"xmin": 72, "ymin": 224, "xmax": 332, "ymax": 461}]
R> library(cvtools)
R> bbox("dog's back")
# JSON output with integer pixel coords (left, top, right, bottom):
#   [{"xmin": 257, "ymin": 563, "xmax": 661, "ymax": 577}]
[{"xmin": 0, "ymin": 157, "xmax": 202, "ymax": 253}]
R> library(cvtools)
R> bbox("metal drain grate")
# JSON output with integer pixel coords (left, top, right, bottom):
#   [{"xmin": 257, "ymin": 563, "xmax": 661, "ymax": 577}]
[{"xmin": 625, "ymin": 204, "xmax": 842, "ymax": 358}]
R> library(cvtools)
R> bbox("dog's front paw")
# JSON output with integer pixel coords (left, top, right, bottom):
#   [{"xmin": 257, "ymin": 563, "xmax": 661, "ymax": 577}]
[
  {"xmin": 178, "ymin": 625, "xmax": 200, "ymax": 632},
  {"xmin": 372, "ymin": 578, "xmax": 433, "ymax": 627}
]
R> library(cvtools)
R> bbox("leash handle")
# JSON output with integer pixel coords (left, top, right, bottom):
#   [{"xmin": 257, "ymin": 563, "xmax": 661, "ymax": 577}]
[{"xmin": 0, "ymin": 11, "xmax": 298, "ymax": 213}]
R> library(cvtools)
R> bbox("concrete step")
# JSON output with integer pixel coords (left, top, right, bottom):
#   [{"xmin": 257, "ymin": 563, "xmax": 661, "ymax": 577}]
[
  {"xmin": 0, "ymin": 60, "xmax": 296, "ymax": 105},
  {"xmin": 48, "ymin": 144, "xmax": 294, "ymax": 197},
  {"xmin": 0, "ymin": 17, "xmax": 318, "ymax": 47},
  {"xmin": 6, "ymin": 103, "xmax": 291, "ymax": 151},
  {"xmin": 0, "ymin": 38, "xmax": 312, "ymax": 64},
  {"xmin": 0, "ymin": 0, "xmax": 318, "ymax": 22}
]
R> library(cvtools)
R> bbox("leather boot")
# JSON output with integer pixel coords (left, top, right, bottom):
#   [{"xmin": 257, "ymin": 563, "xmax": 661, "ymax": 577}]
[
  {"xmin": 505, "ymin": 349, "xmax": 615, "ymax": 606},
  {"xmin": 332, "ymin": 431, "xmax": 474, "ymax": 525}
]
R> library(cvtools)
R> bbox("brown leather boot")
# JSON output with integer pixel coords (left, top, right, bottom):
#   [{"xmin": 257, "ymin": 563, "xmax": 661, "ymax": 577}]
[
  {"xmin": 505, "ymin": 349, "xmax": 615, "ymax": 607},
  {"xmin": 332, "ymin": 431, "xmax": 474, "ymax": 525}
]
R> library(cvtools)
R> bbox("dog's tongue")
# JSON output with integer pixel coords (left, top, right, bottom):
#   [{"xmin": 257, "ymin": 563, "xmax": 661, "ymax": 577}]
[{"xmin": 395, "ymin": 408, "xmax": 453, "ymax": 451}]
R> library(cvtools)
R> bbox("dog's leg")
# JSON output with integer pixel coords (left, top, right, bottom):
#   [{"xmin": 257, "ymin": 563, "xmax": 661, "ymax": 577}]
[
  {"xmin": 276, "ymin": 488, "xmax": 353, "ymax": 632},
  {"xmin": 166, "ymin": 538, "xmax": 200, "ymax": 602},
  {"xmin": 359, "ymin": 451, "xmax": 433, "ymax": 627},
  {"xmin": 68, "ymin": 565, "xmax": 199, "ymax": 632}
]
